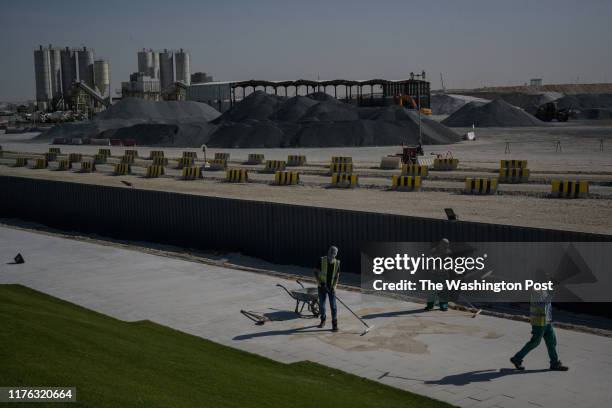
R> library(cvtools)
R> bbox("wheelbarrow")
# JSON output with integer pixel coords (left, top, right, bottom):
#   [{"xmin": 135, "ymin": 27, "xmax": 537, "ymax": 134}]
[{"xmin": 276, "ymin": 280, "xmax": 320, "ymax": 317}]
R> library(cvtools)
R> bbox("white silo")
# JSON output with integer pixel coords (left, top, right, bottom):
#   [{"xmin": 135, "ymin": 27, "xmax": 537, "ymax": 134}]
[
  {"xmin": 94, "ymin": 59, "xmax": 110, "ymax": 97},
  {"xmin": 174, "ymin": 48, "xmax": 191, "ymax": 85},
  {"xmin": 77, "ymin": 46, "xmax": 95, "ymax": 88},
  {"xmin": 34, "ymin": 45, "xmax": 51, "ymax": 110}
]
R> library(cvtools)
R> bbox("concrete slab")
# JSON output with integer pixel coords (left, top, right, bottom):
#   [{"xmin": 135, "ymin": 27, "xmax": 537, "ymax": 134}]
[{"xmin": 1, "ymin": 225, "xmax": 611, "ymax": 408}]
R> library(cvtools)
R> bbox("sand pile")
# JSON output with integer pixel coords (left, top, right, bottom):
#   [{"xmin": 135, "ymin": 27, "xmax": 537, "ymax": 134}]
[
  {"xmin": 207, "ymin": 91, "xmax": 460, "ymax": 148},
  {"xmin": 431, "ymin": 94, "xmax": 489, "ymax": 115},
  {"xmin": 37, "ymin": 98, "xmax": 220, "ymax": 146},
  {"xmin": 455, "ymin": 92, "xmax": 563, "ymax": 109},
  {"xmin": 442, "ymin": 99, "xmax": 545, "ymax": 127}
]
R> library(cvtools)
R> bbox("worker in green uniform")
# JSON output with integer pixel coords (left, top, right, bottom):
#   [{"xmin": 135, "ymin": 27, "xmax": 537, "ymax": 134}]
[
  {"xmin": 425, "ymin": 238, "xmax": 452, "ymax": 311},
  {"xmin": 511, "ymin": 270, "xmax": 569, "ymax": 371},
  {"xmin": 314, "ymin": 246, "xmax": 340, "ymax": 332}
]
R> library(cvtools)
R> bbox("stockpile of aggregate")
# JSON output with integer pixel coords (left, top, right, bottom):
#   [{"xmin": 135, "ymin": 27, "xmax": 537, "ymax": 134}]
[
  {"xmin": 37, "ymin": 98, "xmax": 220, "ymax": 146},
  {"xmin": 431, "ymin": 94, "xmax": 489, "ymax": 115},
  {"xmin": 442, "ymin": 99, "xmax": 545, "ymax": 127},
  {"xmin": 206, "ymin": 91, "xmax": 460, "ymax": 148},
  {"xmin": 455, "ymin": 91, "xmax": 563, "ymax": 109}
]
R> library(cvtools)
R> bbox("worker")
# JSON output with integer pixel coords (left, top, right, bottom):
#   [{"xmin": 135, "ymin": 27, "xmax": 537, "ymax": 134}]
[
  {"xmin": 510, "ymin": 269, "xmax": 568, "ymax": 371},
  {"xmin": 425, "ymin": 238, "xmax": 452, "ymax": 311},
  {"xmin": 314, "ymin": 246, "xmax": 340, "ymax": 332}
]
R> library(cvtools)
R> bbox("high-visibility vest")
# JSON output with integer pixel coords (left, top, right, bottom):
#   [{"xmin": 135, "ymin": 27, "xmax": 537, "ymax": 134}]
[
  {"xmin": 318, "ymin": 257, "xmax": 340, "ymax": 288},
  {"xmin": 530, "ymin": 290, "xmax": 549, "ymax": 326}
]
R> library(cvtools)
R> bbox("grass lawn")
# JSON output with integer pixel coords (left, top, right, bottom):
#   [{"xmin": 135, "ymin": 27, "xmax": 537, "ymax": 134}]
[{"xmin": 0, "ymin": 284, "xmax": 451, "ymax": 408}]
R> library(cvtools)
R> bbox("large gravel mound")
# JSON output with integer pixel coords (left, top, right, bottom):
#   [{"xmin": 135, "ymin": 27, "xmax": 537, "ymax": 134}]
[
  {"xmin": 97, "ymin": 98, "xmax": 220, "ymax": 122},
  {"xmin": 442, "ymin": 99, "xmax": 545, "ymax": 127},
  {"xmin": 431, "ymin": 94, "xmax": 489, "ymax": 115}
]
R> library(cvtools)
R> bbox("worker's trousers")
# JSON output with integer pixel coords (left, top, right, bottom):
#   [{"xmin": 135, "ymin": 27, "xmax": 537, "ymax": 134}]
[
  {"xmin": 513, "ymin": 324, "xmax": 559, "ymax": 364},
  {"xmin": 318, "ymin": 286, "xmax": 337, "ymax": 323}
]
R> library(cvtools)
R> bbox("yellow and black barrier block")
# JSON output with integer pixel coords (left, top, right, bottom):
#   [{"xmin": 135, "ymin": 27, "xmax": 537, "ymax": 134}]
[
  {"xmin": 49, "ymin": 147, "xmax": 61, "ymax": 155},
  {"xmin": 329, "ymin": 162, "xmax": 353, "ymax": 174},
  {"xmin": 262, "ymin": 160, "xmax": 286, "ymax": 173},
  {"xmin": 247, "ymin": 153, "xmax": 265, "ymax": 164},
  {"xmin": 98, "ymin": 148, "xmax": 111, "ymax": 157},
  {"xmin": 465, "ymin": 178, "xmax": 498, "ymax": 195},
  {"xmin": 273, "ymin": 171, "xmax": 300, "ymax": 185},
  {"xmin": 145, "ymin": 165, "xmax": 165, "ymax": 178},
  {"xmin": 208, "ymin": 158, "xmax": 227, "ymax": 170},
  {"xmin": 401, "ymin": 164, "xmax": 429, "ymax": 177},
  {"xmin": 331, "ymin": 156, "xmax": 352, "ymax": 164},
  {"xmin": 124, "ymin": 149, "xmax": 138, "ymax": 157},
  {"xmin": 32, "ymin": 158, "xmax": 47, "ymax": 169},
  {"xmin": 176, "ymin": 157, "xmax": 194, "ymax": 169},
  {"xmin": 56, "ymin": 159, "xmax": 71, "ymax": 171},
  {"xmin": 183, "ymin": 151, "xmax": 198, "ymax": 160},
  {"xmin": 226, "ymin": 168, "xmax": 249, "ymax": 183},
  {"xmin": 80, "ymin": 161, "xmax": 96, "ymax": 173},
  {"xmin": 114, "ymin": 163, "xmax": 131, "ymax": 175},
  {"xmin": 68, "ymin": 153, "xmax": 82, "ymax": 163},
  {"xmin": 500, "ymin": 159, "xmax": 527, "ymax": 169},
  {"xmin": 151, "ymin": 157, "xmax": 168, "ymax": 166},
  {"xmin": 551, "ymin": 180, "xmax": 588, "ymax": 198},
  {"xmin": 391, "ymin": 175, "xmax": 422, "ymax": 191},
  {"xmin": 13, "ymin": 157, "xmax": 28, "ymax": 167},
  {"xmin": 287, "ymin": 155, "xmax": 306, "ymax": 166},
  {"xmin": 182, "ymin": 166, "xmax": 202, "ymax": 180},
  {"xmin": 498, "ymin": 167, "xmax": 529, "ymax": 183},
  {"xmin": 331, "ymin": 173, "xmax": 359, "ymax": 188},
  {"xmin": 121, "ymin": 155, "xmax": 135, "ymax": 164},
  {"xmin": 214, "ymin": 152, "xmax": 229, "ymax": 160},
  {"xmin": 94, "ymin": 154, "xmax": 107, "ymax": 164},
  {"xmin": 433, "ymin": 158, "xmax": 459, "ymax": 171},
  {"xmin": 149, "ymin": 150, "xmax": 165, "ymax": 160}
]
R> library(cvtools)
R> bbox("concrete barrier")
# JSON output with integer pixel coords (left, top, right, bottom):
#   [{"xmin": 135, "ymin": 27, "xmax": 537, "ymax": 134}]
[
  {"xmin": 331, "ymin": 173, "xmax": 359, "ymax": 188},
  {"xmin": 274, "ymin": 171, "xmax": 300, "ymax": 185},
  {"xmin": 149, "ymin": 150, "xmax": 165, "ymax": 160},
  {"xmin": 263, "ymin": 160, "xmax": 286, "ymax": 173},
  {"xmin": 32, "ymin": 158, "xmax": 47, "ymax": 169},
  {"xmin": 226, "ymin": 168, "xmax": 249, "ymax": 183},
  {"xmin": 331, "ymin": 156, "xmax": 352, "ymax": 164},
  {"xmin": 145, "ymin": 165, "xmax": 165, "ymax": 178},
  {"xmin": 152, "ymin": 157, "xmax": 168, "ymax": 166},
  {"xmin": 498, "ymin": 168, "xmax": 529, "ymax": 183},
  {"xmin": 94, "ymin": 154, "xmax": 107, "ymax": 164},
  {"xmin": 124, "ymin": 149, "xmax": 138, "ymax": 157},
  {"xmin": 500, "ymin": 159, "xmax": 527, "ymax": 169},
  {"xmin": 98, "ymin": 148, "xmax": 111, "ymax": 157},
  {"xmin": 49, "ymin": 147, "xmax": 61, "ymax": 155},
  {"xmin": 114, "ymin": 163, "xmax": 131, "ymax": 175},
  {"xmin": 247, "ymin": 153, "xmax": 264, "ymax": 164},
  {"xmin": 214, "ymin": 152, "xmax": 229, "ymax": 160},
  {"xmin": 121, "ymin": 155, "xmax": 135, "ymax": 164},
  {"xmin": 80, "ymin": 161, "xmax": 96, "ymax": 173},
  {"xmin": 380, "ymin": 156, "xmax": 401, "ymax": 170},
  {"xmin": 330, "ymin": 163, "xmax": 353, "ymax": 174},
  {"xmin": 13, "ymin": 157, "xmax": 28, "ymax": 167},
  {"xmin": 209, "ymin": 159, "xmax": 227, "ymax": 170},
  {"xmin": 551, "ymin": 180, "xmax": 589, "ymax": 198},
  {"xmin": 56, "ymin": 160, "xmax": 71, "ymax": 171},
  {"xmin": 182, "ymin": 166, "xmax": 202, "ymax": 180},
  {"xmin": 90, "ymin": 138, "xmax": 110, "ymax": 146},
  {"xmin": 465, "ymin": 177, "xmax": 498, "ymax": 195},
  {"xmin": 176, "ymin": 157, "xmax": 194, "ymax": 169},
  {"xmin": 68, "ymin": 153, "xmax": 82, "ymax": 163},
  {"xmin": 391, "ymin": 175, "xmax": 422, "ymax": 191},
  {"xmin": 287, "ymin": 155, "xmax": 306, "ymax": 166},
  {"xmin": 183, "ymin": 151, "xmax": 198, "ymax": 160},
  {"xmin": 433, "ymin": 158, "xmax": 459, "ymax": 171},
  {"xmin": 401, "ymin": 164, "xmax": 429, "ymax": 177}
]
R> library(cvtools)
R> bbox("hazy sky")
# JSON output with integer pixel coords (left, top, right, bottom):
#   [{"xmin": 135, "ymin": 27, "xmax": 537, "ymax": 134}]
[{"xmin": 1, "ymin": 0, "xmax": 611, "ymax": 101}]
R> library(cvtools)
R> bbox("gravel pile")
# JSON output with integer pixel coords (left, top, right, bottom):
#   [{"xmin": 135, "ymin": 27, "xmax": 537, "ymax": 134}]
[
  {"xmin": 431, "ymin": 94, "xmax": 489, "ymax": 115},
  {"xmin": 207, "ymin": 91, "xmax": 460, "ymax": 148},
  {"xmin": 442, "ymin": 99, "xmax": 545, "ymax": 127}
]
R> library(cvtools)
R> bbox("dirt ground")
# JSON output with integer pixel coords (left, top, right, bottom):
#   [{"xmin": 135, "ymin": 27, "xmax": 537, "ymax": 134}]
[{"xmin": 1, "ymin": 123, "xmax": 611, "ymax": 235}]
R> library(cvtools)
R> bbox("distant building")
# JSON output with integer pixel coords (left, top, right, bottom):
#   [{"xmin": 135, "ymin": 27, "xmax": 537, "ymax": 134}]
[
  {"xmin": 121, "ymin": 72, "xmax": 161, "ymax": 101},
  {"xmin": 530, "ymin": 78, "xmax": 543, "ymax": 87},
  {"xmin": 136, "ymin": 48, "xmax": 191, "ymax": 93},
  {"xmin": 191, "ymin": 72, "xmax": 213, "ymax": 84}
]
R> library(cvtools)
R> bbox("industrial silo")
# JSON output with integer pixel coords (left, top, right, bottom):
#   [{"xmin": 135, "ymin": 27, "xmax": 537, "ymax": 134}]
[
  {"xmin": 49, "ymin": 46, "xmax": 62, "ymax": 101},
  {"xmin": 60, "ymin": 47, "xmax": 77, "ymax": 97},
  {"xmin": 174, "ymin": 48, "xmax": 191, "ymax": 85},
  {"xmin": 77, "ymin": 46, "xmax": 95, "ymax": 88},
  {"xmin": 34, "ymin": 45, "xmax": 51, "ymax": 110},
  {"xmin": 94, "ymin": 59, "xmax": 110, "ymax": 97},
  {"xmin": 159, "ymin": 49, "xmax": 175, "ymax": 90}
]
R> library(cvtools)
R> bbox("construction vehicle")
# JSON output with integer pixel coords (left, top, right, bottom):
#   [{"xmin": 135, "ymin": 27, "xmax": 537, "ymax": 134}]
[
  {"xmin": 394, "ymin": 95, "xmax": 432, "ymax": 115},
  {"xmin": 534, "ymin": 102, "xmax": 569, "ymax": 122}
]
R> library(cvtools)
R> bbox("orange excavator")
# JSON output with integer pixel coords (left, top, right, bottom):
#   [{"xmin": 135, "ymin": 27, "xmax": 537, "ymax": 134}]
[{"xmin": 395, "ymin": 95, "xmax": 432, "ymax": 115}]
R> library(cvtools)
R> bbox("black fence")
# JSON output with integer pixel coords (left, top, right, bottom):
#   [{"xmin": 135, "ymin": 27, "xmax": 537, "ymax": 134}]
[{"xmin": 1, "ymin": 176, "xmax": 609, "ymax": 273}]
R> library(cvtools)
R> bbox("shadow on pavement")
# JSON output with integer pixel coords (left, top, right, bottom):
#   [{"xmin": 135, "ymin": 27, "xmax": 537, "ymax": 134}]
[
  {"xmin": 362, "ymin": 308, "xmax": 430, "ymax": 319},
  {"xmin": 425, "ymin": 368, "xmax": 549, "ymax": 386},
  {"xmin": 233, "ymin": 324, "xmax": 330, "ymax": 340}
]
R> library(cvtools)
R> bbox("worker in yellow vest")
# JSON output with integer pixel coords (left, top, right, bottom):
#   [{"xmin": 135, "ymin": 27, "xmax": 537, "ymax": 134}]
[
  {"xmin": 510, "ymin": 274, "xmax": 569, "ymax": 371},
  {"xmin": 314, "ymin": 246, "xmax": 340, "ymax": 332}
]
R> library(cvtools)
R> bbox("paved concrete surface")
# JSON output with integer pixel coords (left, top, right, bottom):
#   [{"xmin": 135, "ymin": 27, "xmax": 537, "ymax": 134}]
[{"xmin": 1, "ymin": 226, "xmax": 611, "ymax": 408}]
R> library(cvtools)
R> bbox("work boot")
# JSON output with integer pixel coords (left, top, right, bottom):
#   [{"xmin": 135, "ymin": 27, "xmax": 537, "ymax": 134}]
[
  {"xmin": 550, "ymin": 361, "xmax": 569, "ymax": 371},
  {"xmin": 510, "ymin": 357, "xmax": 525, "ymax": 371},
  {"xmin": 424, "ymin": 302, "xmax": 434, "ymax": 311},
  {"xmin": 332, "ymin": 321, "xmax": 338, "ymax": 332},
  {"xmin": 318, "ymin": 320, "xmax": 326, "ymax": 329}
]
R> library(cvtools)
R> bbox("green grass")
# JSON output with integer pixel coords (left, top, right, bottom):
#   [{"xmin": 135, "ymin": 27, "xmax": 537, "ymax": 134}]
[{"xmin": 0, "ymin": 284, "xmax": 451, "ymax": 408}]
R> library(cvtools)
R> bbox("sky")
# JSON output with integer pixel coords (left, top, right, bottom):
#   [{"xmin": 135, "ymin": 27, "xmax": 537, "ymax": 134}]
[{"xmin": 0, "ymin": 0, "xmax": 611, "ymax": 101}]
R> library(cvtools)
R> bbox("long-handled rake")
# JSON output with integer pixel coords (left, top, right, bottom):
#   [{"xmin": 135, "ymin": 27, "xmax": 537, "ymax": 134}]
[{"xmin": 334, "ymin": 294, "xmax": 373, "ymax": 336}]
